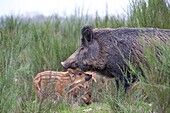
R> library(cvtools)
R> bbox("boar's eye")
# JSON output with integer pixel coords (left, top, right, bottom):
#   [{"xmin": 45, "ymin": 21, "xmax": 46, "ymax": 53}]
[{"xmin": 80, "ymin": 46, "xmax": 84, "ymax": 50}]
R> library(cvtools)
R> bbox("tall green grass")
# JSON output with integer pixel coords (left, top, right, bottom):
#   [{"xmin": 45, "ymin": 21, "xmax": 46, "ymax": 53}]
[
  {"xmin": 0, "ymin": 0, "xmax": 169, "ymax": 112},
  {"xmin": 140, "ymin": 40, "xmax": 170, "ymax": 113},
  {"xmin": 127, "ymin": 0, "xmax": 170, "ymax": 28}
]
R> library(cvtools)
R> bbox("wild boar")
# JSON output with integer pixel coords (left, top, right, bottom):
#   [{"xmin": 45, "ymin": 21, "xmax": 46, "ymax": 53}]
[
  {"xmin": 61, "ymin": 26, "xmax": 170, "ymax": 92},
  {"xmin": 33, "ymin": 69, "xmax": 96, "ymax": 105}
]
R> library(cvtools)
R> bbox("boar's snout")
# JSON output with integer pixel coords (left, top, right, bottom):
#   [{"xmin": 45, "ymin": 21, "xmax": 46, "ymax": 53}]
[
  {"xmin": 61, "ymin": 48, "xmax": 81, "ymax": 69},
  {"xmin": 61, "ymin": 60, "xmax": 77, "ymax": 69},
  {"xmin": 61, "ymin": 61, "xmax": 70, "ymax": 69}
]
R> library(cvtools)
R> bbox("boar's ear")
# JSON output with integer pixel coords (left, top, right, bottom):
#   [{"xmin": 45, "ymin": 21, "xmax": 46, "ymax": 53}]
[{"xmin": 81, "ymin": 26, "xmax": 94, "ymax": 46}]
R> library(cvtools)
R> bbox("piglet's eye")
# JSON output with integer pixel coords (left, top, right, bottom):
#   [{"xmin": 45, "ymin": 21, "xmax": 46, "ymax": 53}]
[{"xmin": 80, "ymin": 46, "xmax": 84, "ymax": 51}]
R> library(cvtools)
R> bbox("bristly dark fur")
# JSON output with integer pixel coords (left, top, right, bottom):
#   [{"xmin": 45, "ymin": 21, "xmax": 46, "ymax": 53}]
[{"xmin": 62, "ymin": 26, "xmax": 170, "ymax": 93}]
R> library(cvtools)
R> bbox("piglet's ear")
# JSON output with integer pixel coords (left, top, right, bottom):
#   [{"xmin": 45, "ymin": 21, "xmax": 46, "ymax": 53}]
[
  {"xmin": 81, "ymin": 26, "xmax": 93, "ymax": 46},
  {"xmin": 67, "ymin": 69, "xmax": 75, "ymax": 78},
  {"xmin": 84, "ymin": 74, "xmax": 92, "ymax": 81},
  {"xmin": 67, "ymin": 68, "xmax": 74, "ymax": 73}
]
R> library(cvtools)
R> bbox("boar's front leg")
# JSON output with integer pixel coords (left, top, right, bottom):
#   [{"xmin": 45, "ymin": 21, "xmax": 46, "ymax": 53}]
[
  {"xmin": 115, "ymin": 73, "xmax": 133, "ymax": 94},
  {"xmin": 115, "ymin": 77, "xmax": 120, "ymax": 95},
  {"xmin": 124, "ymin": 76, "xmax": 130, "ymax": 93},
  {"xmin": 124, "ymin": 73, "xmax": 138, "ymax": 93}
]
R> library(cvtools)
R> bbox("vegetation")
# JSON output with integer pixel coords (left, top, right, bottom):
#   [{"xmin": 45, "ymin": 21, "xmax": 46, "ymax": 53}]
[{"xmin": 0, "ymin": 0, "xmax": 169, "ymax": 112}]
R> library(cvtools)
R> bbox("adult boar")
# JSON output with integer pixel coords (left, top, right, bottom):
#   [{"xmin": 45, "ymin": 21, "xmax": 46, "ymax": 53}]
[{"xmin": 61, "ymin": 26, "xmax": 170, "ymax": 92}]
